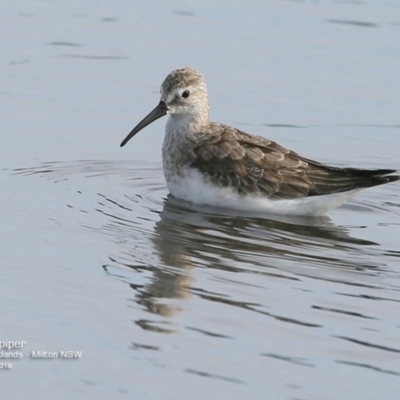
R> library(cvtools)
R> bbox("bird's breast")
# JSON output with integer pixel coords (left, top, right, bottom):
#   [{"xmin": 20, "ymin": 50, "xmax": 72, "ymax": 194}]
[{"xmin": 162, "ymin": 124, "xmax": 196, "ymax": 182}]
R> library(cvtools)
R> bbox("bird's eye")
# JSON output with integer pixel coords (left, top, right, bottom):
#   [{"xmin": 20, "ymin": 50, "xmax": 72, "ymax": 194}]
[{"xmin": 181, "ymin": 90, "xmax": 190, "ymax": 99}]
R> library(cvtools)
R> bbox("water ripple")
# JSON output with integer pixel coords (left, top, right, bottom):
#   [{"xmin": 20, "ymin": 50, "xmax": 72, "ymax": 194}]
[{"xmin": 13, "ymin": 158, "xmax": 400, "ymax": 385}]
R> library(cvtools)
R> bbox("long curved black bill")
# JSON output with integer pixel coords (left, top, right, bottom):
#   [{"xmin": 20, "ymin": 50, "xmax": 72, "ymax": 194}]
[{"xmin": 120, "ymin": 101, "xmax": 168, "ymax": 147}]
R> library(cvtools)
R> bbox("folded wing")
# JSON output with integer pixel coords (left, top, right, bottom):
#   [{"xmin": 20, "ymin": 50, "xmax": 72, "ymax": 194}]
[{"xmin": 191, "ymin": 124, "xmax": 399, "ymax": 200}]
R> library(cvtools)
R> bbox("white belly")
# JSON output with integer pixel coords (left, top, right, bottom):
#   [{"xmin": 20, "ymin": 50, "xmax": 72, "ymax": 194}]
[{"xmin": 165, "ymin": 168, "xmax": 362, "ymax": 217}]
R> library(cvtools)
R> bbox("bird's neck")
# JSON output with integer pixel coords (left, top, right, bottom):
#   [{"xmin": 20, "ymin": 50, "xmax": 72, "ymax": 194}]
[{"xmin": 166, "ymin": 112, "xmax": 209, "ymax": 140}]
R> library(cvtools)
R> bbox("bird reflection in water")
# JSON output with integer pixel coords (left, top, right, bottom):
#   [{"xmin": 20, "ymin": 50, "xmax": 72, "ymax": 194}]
[{"xmin": 106, "ymin": 195, "xmax": 379, "ymax": 323}]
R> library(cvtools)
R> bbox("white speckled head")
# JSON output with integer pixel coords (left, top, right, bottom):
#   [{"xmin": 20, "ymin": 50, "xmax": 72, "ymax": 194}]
[
  {"xmin": 160, "ymin": 67, "xmax": 209, "ymax": 118},
  {"xmin": 120, "ymin": 67, "xmax": 209, "ymax": 147}
]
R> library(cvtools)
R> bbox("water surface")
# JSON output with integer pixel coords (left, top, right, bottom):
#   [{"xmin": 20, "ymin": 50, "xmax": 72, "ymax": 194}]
[{"xmin": 2, "ymin": 1, "xmax": 400, "ymax": 399}]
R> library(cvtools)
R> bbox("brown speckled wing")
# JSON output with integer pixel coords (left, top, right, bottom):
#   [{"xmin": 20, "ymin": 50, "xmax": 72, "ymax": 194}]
[{"xmin": 191, "ymin": 123, "xmax": 399, "ymax": 200}]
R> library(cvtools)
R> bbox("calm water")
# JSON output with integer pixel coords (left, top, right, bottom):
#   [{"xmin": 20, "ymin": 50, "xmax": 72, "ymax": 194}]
[{"xmin": 2, "ymin": 1, "xmax": 400, "ymax": 399}]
